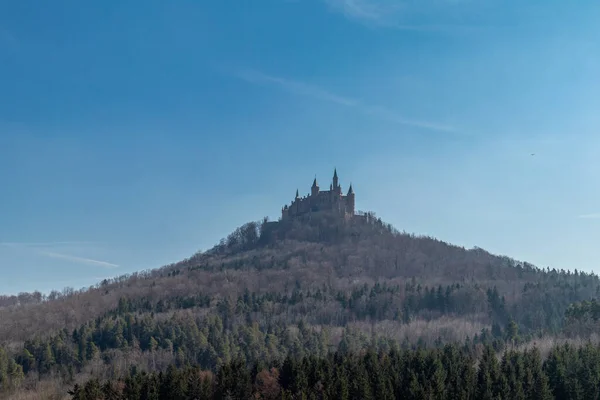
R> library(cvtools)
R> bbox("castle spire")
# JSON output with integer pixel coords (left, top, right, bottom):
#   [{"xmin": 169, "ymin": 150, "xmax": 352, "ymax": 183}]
[
  {"xmin": 295, "ymin": 189, "xmax": 299, "ymax": 198},
  {"xmin": 333, "ymin": 167, "xmax": 340, "ymax": 193},
  {"xmin": 311, "ymin": 175, "xmax": 320, "ymax": 197},
  {"xmin": 347, "ymin": 183, "xmax": 354, "ymax": 195}
]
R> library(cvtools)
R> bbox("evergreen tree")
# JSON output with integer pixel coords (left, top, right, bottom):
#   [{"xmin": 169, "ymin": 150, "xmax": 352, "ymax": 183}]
[
  {"xmin": 477, "ymin": 345, "xmax": 501, "ymax": 400},
  {"xmin": 102, "ymin": 380, "xmax": 123, "ymax": 400},
  {"xmin": 526, "ymin": 348, "xmax": 552, "ymax": 400}
]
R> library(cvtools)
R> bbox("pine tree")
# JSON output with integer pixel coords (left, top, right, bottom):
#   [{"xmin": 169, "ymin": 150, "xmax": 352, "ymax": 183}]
[
  {"xmin": 0, "ymin": 348, "xmax": 8, "ymax": 388},
  {"xmin": 85, "ymin": 339, "xmax": 99, "ymax": 361},
  {"xmin": 7, "ymin": 359, "xmax": 24, "ymax": 390},
  {"xmin": 279, "ymin": 356, "xmax": 295, "ymax": 392},
  {"xmin": 39, "ymin": 342, "xmax": 55, "ymax": 374},
  {"xmin": 333, "ymin": 364, "xmax": 349, "ymax": 400},
  {"xmin": 161, "ymin": 364, "xmax": 186, "ymax": 400},
  {"xmin": 477, "ymin": 345, "xmax": 501, "ymax": 400},
  {"xmin": 523, "ymin": 348, "xmax": 549, "ymax": 400},
  {"xmin": 187, "ymin": 368, "xmax": 203, "ymax": 400},
  {"xmin": 123, "ymin": 375, "xmax": 142, "ymax": 400},
  {"xmin": 143, "ymin": 374, "xmax": 160, "ymax": 400},
  {"xmin": 505, "ymin": 319, "xmax": 519, "ymax": 348},
  {"xmin": 500, "ymin": 350, "xmax": 524, "ymax": 400},
  {"xmin": 83, "ymin": 378, "xmax": 103, "ymax": 400},
  {"xmin": 424, "ymin": 353, "xmax": 446, "ymax": 400}
]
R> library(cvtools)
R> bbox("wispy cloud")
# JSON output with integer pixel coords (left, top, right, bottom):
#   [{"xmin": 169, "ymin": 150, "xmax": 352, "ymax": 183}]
[
  {"xmin": 0, "ymin": 241, "xmax": 99, "ymax": 247},
  {"xmin": 323, "ymin": 0, "xmax": 485, "ymax": 32},
  {"xmin": 235, "ymin": 69, "xmax": 461, "ymax": 134},
  {"xmin": 361, "ymin": 104, "xmax": 460, "ymax": 133},
  {"xmin": 39, "ymin": 251, "xmax": 119, "ymax": 269},
  {"xmin": 236, "ymin": 70, "xmax": 358, "ymax": 107},
  {"xmin": 324, "ymin": 0, "xmax": 401, "ymax": 24},
  {"xmin": 577, "ymin": 213, "xmax": 600, "ymax": 219},
  {"xmin": 0, "ymin": 241, "xmax": 118, "ymax": 269}
]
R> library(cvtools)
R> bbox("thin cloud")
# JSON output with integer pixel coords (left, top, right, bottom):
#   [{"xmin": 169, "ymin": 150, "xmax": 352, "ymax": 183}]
[
  {"xmin": 39, "ymin": 251, "xmax": 119, "ymax": 269},
  {"xmin": 0, "ymin": 241, "xmax": 99, "ymax": 247},
  {"xmin": 236, "ymin": 70, "xmax": 358, "ymax": 107},
  {"xmin": 325, "ymin": 0, "xmax": 400, "ymax": 24},
  {"xmin": 235, "ymin": 69, "xmax": 460, "ymax": 134},
  {"xmin": 363, "ymin": 104, "xmax": 459, "ymax": 133},
  {"xmin": 323, "ymin": 0, "xmax": 486, "ymax": 32},
  {"xmin": 577, "ymin": 213, "xmax": 600, "ymax": 219},
  {"xmin": 1, "ymin": 241, "xmax": 118, "ymax": 269}
]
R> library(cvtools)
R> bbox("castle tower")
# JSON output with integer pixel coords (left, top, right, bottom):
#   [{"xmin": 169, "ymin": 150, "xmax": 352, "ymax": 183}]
[
  {"xmin": 281, "ymin": 204, "xmax": 289, "ymax": 219},
  {"xmin": 333, "ymin": 168, "xmax": 340, "ymax": 194},
  {"xmin": 311, "ymin": 177, "xmax": 319, "ymax": 197},
  {"xmin": 347, "ymin": 183, "xmax": 355, "ymax": 214}
]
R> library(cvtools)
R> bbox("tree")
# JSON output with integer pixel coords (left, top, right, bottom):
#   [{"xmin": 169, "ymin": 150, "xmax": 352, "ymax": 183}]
[
  {"xmin": 527, "ymin": 348, "xmax": 552, "ymax": 400},
  {"xmin": 477, "ymin": 345, "xmax": 501, "ymax": 400},
  {"xmin": 254, "ymin": 367, "xmax": 281, "ymax": 400},
  {"xmin": 505, "ymin": 319, "xmax": 520, "ymax": 347},
  {"xmin": 7, "ymin": 359, "xmax": 24, "ymax": 390}
]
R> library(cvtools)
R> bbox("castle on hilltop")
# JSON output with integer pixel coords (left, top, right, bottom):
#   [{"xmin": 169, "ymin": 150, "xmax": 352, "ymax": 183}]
[{"xmin": 281, "ymin": 169, "xmax": 355, "ymax": 220}]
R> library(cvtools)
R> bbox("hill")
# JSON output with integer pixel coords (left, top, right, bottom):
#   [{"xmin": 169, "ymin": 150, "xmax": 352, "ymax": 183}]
[{"xmin": 0, "ymin": 212, "xmax": 598, "ymax": 398}]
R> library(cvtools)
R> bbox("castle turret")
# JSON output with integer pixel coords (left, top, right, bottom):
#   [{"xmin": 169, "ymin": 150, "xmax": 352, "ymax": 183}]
[
  {"xmin": 346, "ymin": 183, "xmax": 355, "ymax": 214},
  {"xmin": 333, "ymin": 168, "xmax": 340, "ymax": 193},
  {"xmin": 311, "ymin": 177, "xmax": 319, "ymax": 197}
]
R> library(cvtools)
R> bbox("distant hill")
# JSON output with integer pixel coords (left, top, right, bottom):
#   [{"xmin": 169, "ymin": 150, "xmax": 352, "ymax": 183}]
[{"xmin": 1, "ymin": 212, "xmax": 598, "ymax": 398}]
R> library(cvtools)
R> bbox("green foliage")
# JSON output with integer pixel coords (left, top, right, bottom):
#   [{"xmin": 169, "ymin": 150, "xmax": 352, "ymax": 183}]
[{"xmin": 66, "ymin": 342, "xmax": 600, "ymax": 400}]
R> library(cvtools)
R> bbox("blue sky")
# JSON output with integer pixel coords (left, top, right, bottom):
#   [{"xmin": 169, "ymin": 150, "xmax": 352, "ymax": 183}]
[{"xmin": 1, "ymin": 0, "xmax": 600, "ymax": 294}]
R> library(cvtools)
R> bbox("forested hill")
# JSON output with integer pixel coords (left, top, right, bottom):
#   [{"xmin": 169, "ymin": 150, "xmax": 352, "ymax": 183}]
[
  {"xmin": 1, "ymin": 212, "xmax": 599, "ymax": 398},
  {"xmin": 1, "ymin": 212, "xmax": 598, "ymax": 343}
]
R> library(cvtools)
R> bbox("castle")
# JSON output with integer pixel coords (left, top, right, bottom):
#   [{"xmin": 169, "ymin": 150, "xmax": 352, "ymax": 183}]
[{"xmin": 281, "ymin": 169, "xmax": 355, "ymax": 220}]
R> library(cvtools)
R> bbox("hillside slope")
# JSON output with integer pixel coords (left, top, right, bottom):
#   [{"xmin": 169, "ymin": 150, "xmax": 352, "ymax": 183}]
[
  {"xmin": 1, "ymin": 212, "xmax": 596, "ymax": 343},
  {"xmin": 0, "ymin": 212, "xmax": 598, "ymax": 397}
]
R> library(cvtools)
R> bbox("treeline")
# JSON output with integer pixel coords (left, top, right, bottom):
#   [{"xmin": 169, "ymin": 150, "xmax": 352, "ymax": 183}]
[{"xmin": 68, "ymin": 342, "xmax": 600, "ymax": 400}]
